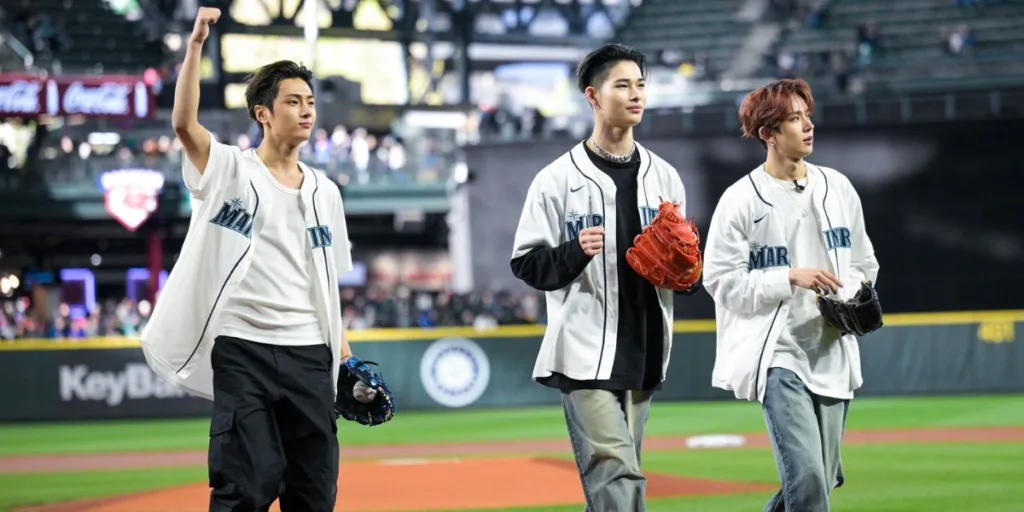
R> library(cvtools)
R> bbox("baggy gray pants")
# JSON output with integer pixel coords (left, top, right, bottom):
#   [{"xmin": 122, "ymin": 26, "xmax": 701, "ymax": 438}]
[
  {"xmin": 762, "ymin": 367, "xmax": 851, "ymax": 512},
  {"xmin": 561, "ymin": 389, "xmax": 654, "ymax": 512}
]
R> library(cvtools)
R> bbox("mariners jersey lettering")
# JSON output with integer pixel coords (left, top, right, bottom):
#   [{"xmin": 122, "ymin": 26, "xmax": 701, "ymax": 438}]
[
  {"xmin": 749, "ymin": 242, "xmax": 790, "ymax": 270},
  {"xmin": 308, "ymin": 225, "xmax": 333, "ymax": 249},
  {"xmin": 823, "ymin": 227, "xmax": 852, "ymax": 250},
  {"xmin": 639, "ymin": 206, "xmax": 659, "ymax": 227},
  {"xmin": 565, "ymin": 211, "xmax": 604, "ymax": 240},
  {"xmin": 746, "ymin": 230, "xmax": 851, "ymax": 270},
  {"xmin": 210, "ymin": 197, "xmax": 254, "ymax": 237}
]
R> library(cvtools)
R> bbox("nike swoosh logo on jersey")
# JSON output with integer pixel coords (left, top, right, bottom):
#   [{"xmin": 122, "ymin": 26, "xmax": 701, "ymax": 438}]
[
  {"xmin": 570, "ymin": 185, "xmax": 585, "ymax": 193},
  {"xmin": 754, "ymin": 214, "xmax": 768, "ymax": 224}
]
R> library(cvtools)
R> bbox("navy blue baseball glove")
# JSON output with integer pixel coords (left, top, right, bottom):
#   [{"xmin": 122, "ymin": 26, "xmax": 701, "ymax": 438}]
[{"xmin": 334, "ymin": 356, "xmax": 395, "ymax": 426}]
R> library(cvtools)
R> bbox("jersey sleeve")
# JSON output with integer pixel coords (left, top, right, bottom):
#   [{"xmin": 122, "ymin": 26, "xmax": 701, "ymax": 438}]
[
  {"xmin": 667, "ymin": 164, "xmax": 688, "ymax": 214},
  {"xmin": 182, "ymin": 131, "xmax": 241, "ymax": 200},
  {"xmin": 665, "ymin": 164, "xmax": 704, "ymax": 295},
  {"xmin": 840, "ymin": 183, "xmax": 879, "ymax": 300},
  {"xmin": 509, "ymin": 171, "xmax": 593, "ymax": 291},
  {"xmin": 332, "ymin": 186, "xmax": 354, "ymax": 274}
]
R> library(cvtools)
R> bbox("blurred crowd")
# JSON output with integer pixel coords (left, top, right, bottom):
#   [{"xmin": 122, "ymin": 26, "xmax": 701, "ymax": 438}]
[
  {"xmin": 223, "ymin": 123, "xmax": 445, "ymax": 187},
  {"xmin": 941, "ymin": 24, "xmax": 976, "ymax": 56},
  {"xmin": 768, "ymin": 1, "xmax": 863, "ymax": 94},
  {"xmin": 340, "ymin": 286, "xmax": 545, "ymax": 331},
  {"xmin": 0, "ymin": 120, "xmax": 450, "ymax": 191},
  {"xmin": 296, "ymin": 126, "xmax": 440, "ymax": 187},
  {"xmin": 0, "ymin": 297, "xmax": 152, "ymax": 340},
  {"xmin": 0, "ymin": 286, "xmax": 547, "ymax": 341},
  {"xmin": 767, "ymin": 0, "xmax": 1003, "ymax": 95}
]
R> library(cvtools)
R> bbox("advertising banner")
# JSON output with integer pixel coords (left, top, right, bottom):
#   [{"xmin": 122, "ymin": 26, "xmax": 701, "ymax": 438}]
[
  {"xmin": 1, "ymin": 318, "xmax": 1019, "ymax": 421},
  {"xmin": 0, "ymin": 348, "xmax": 211, "ymax": 422},
  {"xmin": 0, "ymin": 73, "xmax": 155, "ymax": 119}
]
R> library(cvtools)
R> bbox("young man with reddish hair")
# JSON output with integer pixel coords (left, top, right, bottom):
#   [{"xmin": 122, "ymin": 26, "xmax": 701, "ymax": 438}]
[{"xmin": 702, "ymin": 78, "xmax": 880, "ymax": 511}]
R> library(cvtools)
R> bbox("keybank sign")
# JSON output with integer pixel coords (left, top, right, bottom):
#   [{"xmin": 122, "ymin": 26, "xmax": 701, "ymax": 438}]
[{"xmin": 59, "ymin": 363, "xmax": 187, "ymax": 406}]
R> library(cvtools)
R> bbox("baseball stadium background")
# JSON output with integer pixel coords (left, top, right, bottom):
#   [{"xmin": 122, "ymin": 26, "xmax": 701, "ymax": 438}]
[{"xmin": 0, "ymin": 0, "xmax": 1022, "ymax": 510}]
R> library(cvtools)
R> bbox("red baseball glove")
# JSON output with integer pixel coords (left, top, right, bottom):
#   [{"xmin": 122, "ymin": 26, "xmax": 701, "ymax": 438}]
[{"xmin": 626, "ymin": 200, "xmax": 703, "ymax": 292}]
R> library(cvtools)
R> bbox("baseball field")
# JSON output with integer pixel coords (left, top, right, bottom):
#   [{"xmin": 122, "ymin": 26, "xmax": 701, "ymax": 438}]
[{"xmin": 1, "ymin": 394, "xmax": 1022, "ymax": 511}]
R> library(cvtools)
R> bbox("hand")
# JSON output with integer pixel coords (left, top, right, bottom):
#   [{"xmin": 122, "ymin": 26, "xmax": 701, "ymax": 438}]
[
  {"xmin": 789, "ymin": 268, "xmax": 841, "ymax": 295},
  {"xmin": 578, "ymin": 227, "xmax": 605, "ymax": 256},
  {"xmin": 190, "ymin": 7, "xmax": 221, "ymax": 44}
]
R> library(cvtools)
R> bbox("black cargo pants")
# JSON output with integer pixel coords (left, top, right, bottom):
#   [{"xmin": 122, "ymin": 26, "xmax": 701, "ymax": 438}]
[{"xmin": 207, "ymin": 335, "xmax": 339, "ymax": 512}]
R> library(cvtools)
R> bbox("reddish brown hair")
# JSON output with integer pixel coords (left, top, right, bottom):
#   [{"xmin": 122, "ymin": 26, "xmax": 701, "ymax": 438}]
[{"xmin": 738, "ymin": 79, "xmax": 815, "ymax": 149}]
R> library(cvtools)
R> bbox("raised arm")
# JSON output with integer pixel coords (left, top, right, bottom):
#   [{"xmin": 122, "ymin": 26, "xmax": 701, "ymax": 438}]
[{"xmin": 172, "ymin": 7, "xmax": 221, "ymax": 176}]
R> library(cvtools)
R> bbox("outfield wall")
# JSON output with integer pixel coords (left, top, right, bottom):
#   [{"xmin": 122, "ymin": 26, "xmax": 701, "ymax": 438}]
[{"xmin": 0, "ymin": 310, "xmax": 1020, "ymax": 422}]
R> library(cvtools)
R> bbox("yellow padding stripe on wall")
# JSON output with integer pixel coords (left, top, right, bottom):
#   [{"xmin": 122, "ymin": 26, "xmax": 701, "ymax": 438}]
[{"xmin": 2, "ymin": 309, "xmax": 1022, "ymax": 351}]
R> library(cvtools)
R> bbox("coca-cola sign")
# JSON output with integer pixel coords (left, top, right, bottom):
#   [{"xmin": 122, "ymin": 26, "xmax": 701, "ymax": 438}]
[
  {"xmin": 0, "ymin": 73, "xmax": 154, "ymax": 119},
  {"xmin": 0, "ymin": 79, "xmax": 42, "ymax": 114}
]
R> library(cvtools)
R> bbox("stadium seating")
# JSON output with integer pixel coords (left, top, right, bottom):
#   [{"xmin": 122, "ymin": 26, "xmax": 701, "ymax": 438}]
[
  {"xmin": 614, "ymin": 0, "xmax": 748, "ymax": 79},
  {"xmin": 0, "ymin": 0, "xmax": 166, "ymax": 73},
  {"xmin": 775, "ymin": 0, "xmax": 1024, "ymax": 92}
]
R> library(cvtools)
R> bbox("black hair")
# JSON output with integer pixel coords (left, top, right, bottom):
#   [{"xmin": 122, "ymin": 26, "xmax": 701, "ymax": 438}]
[
  {"xmin": 575, "ymin": 43, "xmax": 648, "ymax": 94},
  {"xmin": 243, "ymin": 60, "xmax": 315, "ymax": 137}
]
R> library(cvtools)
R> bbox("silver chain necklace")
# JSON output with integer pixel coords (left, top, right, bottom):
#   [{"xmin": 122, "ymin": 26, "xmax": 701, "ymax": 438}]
[{"xmin": 590, "ymin": 139, "xmax": 636, "ymax": 163}]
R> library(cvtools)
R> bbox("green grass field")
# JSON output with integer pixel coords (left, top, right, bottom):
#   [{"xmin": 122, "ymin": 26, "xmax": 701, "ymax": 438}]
[{"xmin": 2, "ymin": 394, "xmax": 1023, "ymax": 511}]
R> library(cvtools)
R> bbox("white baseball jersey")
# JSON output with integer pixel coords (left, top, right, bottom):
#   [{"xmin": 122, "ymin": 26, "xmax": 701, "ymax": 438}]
[
  {"xmin": 703, "ymin": 162, "xmax": 879, "ymax": 403},
  {"xmin": 766, "ymin": 170, "xmax": 854, "ymax": 400},
  {"xmin": 510, "ymin": 141, "xmax": 688, "ymax": 383},
  {"xmin": 140, "ymin": 132, "xmax": 353, "ymax": 401},
  {"xmin": 218, "ymin": 168, "xmax": 325, "ymax": 346}
]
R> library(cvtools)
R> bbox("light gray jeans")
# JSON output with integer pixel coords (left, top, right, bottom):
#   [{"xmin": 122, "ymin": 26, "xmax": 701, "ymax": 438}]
[
  {"xmin": 561, "ymin": 389, "xmax": 654, "ymax": 512},
  {"xmin": 762, "ymin": 367, "xmax": 851, "ymax": 512}
]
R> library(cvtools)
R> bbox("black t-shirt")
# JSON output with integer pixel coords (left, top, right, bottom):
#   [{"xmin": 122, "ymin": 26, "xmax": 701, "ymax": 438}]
[{"xmin": 536, "ymin": 143, "xmax": 665, "ymax": 392}]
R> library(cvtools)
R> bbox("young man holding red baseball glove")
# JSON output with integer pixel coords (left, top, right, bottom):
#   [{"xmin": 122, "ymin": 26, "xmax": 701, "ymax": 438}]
[{"xmin": 509, "ymin": 43, "xmax": 702, "ymax": 511}]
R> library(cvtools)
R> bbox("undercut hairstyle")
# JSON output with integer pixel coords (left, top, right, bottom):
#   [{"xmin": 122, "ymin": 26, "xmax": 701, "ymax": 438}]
[
  {"xmin": 575, "ymin": 43, "xmax": 648, "ymax": 94},
  {"xmin": 738, "ymin": 78, "xmax": 816, "ymax": 149},
  {"xmin": 243, "ymin": 60, "xmax": 315, "ymax": 137}
]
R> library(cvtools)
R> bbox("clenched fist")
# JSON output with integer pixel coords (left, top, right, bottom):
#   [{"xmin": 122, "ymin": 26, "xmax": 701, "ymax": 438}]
[
  {"xmin": 190, "ymin": 7, "xmax": 222, "ymax": 44},
  {"xmin": 578, "ymin": 227, "xmax": 605, "ymax": 257}
]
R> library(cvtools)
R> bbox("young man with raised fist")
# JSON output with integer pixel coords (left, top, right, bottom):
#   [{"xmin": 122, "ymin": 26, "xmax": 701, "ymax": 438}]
[
  {"xmin": 703, "ymin": 78, "xmax": 881, "ymax": 512},
  {"xmin": 139, "ymin": 7, "xmax": 393, "ymax": 512}
]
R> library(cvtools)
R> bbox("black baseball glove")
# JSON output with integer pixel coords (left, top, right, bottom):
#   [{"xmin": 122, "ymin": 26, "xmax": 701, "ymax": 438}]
[
  {"xmin": 334, "ymin": 356, "xmax": 395, "ymax": 427},
  {"xmin": 816, "ymin": 280, "xmax": 884, "ymax": 337}
]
